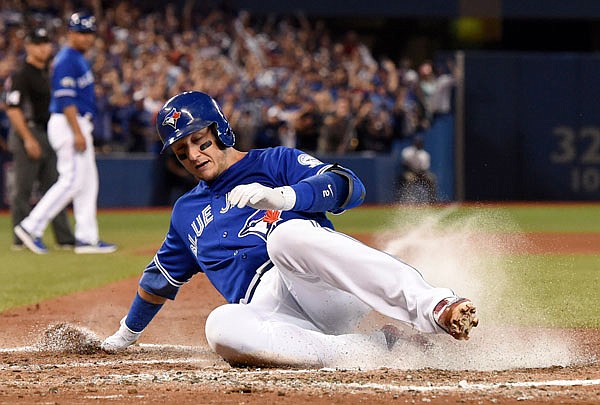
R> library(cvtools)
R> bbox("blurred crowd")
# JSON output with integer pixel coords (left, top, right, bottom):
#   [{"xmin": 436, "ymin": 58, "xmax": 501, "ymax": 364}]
[{"xmin": 0, "ymin": 0, "xmax": 456, "ymax": 156}]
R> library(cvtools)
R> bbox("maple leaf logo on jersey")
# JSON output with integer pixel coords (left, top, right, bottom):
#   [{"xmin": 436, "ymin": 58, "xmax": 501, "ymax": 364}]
[
  {"xmin": 162, "ymin": 108, "xmax": 182, "ymax": 129},
  {"xmin": 238, "ymin": 210, "xmax": 282, "ymax": 242}
]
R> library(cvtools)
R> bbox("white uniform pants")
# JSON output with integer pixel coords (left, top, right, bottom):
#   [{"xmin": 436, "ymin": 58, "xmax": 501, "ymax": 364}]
[
  {"xmin": 205, "ymin": 219, "xmax": 454, "ymax": 368},
  {"xmin": 21, "ymin": 113, "xmax": 99, "ymax": 244}
]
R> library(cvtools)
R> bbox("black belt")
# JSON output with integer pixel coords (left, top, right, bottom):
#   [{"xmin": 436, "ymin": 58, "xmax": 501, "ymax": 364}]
[{"xmin": 239, "ymin": 260, "xmax": 274, "ymax": 304}]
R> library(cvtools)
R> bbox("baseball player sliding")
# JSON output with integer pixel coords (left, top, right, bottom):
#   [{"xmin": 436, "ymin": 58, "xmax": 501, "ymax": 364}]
[{"xmin": 102, "ymin": 91, "xmax": 478, "ymax": 367}]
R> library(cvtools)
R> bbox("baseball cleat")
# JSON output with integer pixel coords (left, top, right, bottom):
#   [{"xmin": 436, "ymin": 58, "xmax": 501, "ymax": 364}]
[
  {"xmin": 75, "ymin": 240, "xmax": 117, "ymax": 254},
  {"xmin": 381, "ymin": 324, "xmax": 401, "ymax": 350},
  {"xmin": 433, "ymin": 297, "xmax": 479, "ymax": 340},
  {"xmin": 14, "ymin": 225, "xmax": 48, "ymax": 254},
  {"xmin": 381, "ymin": 324, "xmax": 434, "ymax": 351}
]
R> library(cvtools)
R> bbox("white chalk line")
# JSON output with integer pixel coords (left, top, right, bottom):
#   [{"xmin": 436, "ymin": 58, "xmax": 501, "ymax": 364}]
[
  {"xmin": 1, "ymin": 344, "xmax": 599, "ymax": 394},
  {"xmin": 0, "ymin": 343, "xmax": 199, "ymax": 353},
  {"xmin": 314, "ymin": 379, "xmax": 600, "ymax": 393}
]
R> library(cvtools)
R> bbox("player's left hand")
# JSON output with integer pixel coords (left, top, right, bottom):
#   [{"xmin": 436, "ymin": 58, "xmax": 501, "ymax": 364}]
[
  {"xmin": 229, "ymin": 183, "xmax": 296, "ymax": 211},
  {"xmin": 101, "ymin": 317, "xmax": 141, "ymax": 353}
]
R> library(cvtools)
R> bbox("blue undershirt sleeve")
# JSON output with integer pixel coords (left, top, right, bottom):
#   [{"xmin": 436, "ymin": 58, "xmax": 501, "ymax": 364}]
[{"xmin": 124, "ymin": 292, "xmax": 163, "ymax": 333}]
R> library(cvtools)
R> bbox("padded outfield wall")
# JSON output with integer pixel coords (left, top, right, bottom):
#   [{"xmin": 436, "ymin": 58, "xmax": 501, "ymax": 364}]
[{"xmin": 462, "ymin": 52, "xmax": 600, "ymax": 201}]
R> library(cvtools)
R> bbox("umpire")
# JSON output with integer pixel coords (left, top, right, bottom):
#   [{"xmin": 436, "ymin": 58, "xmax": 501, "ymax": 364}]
[{"xmin": 5, "ymin": 27, "xmax": 75, "ymax": 250}]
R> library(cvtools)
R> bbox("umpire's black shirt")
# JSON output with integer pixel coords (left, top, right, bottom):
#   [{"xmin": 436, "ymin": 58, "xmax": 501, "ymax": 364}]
[{"xmin": 5, "ymin": 61, "xmax": 51, "ymax": 126}]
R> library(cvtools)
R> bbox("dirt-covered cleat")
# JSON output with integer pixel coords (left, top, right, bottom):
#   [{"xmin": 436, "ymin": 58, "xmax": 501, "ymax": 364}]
[{"xmin": 433, "ymin": 297, "xmax": 479, "ymax": 340}]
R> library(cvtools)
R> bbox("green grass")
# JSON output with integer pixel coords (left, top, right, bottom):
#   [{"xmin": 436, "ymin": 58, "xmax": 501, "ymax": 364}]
[
  {"xmin": 0, "ymin": 210, "xmax": 170, "ymax": 311},
  {"xmin": 502, "ymin": 255, "xmax": 600, "ymax": 327},
  {"xmin": 331, "ymin": 204, "xmax": 600, "ymax": 233},
  {"xmin": 1, "ymin": 204, "xmax": 599, "ymax": 327}
]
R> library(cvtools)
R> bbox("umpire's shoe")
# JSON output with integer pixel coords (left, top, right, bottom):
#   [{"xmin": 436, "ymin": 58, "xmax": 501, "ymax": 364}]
[
  {"xmin": 14, "ymin": 225, "xmax": 48, "ymax": 254},
  {"xmin": 74, "ymin": 240, "xmax": 117, "ymax": 254},
  {"xmin": 433, "ymin": 297, "xmax": 479, "ymax": 340}
]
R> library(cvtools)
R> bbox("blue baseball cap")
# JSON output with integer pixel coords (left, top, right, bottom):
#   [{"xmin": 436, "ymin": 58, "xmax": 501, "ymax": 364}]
[{"xmin": 68, "ymin": 12, "xmax": 96, "ymax": 33}]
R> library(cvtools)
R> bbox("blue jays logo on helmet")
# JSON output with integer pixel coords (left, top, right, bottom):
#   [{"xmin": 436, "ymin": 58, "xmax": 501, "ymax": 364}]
[
  {"xmin": 69, "ymin": 12, "xmax": 96, "ymax": 33},
  {"xmin": 156, "ymin": 91, "xmax": 235, "ymax": 153},
  {"xmin": 162, "ymin": 108, "xmax": 181, "ymax": 129}
]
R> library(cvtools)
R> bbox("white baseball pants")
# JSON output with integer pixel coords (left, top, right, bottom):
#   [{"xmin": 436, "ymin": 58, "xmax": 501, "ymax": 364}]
[
  {"xmin": 21, "ymin": 113, "xmax": 100, "ymax": 244},
  {"xmin": 205, "ymin": 219, "xmax": 455, "ymax": 367}
]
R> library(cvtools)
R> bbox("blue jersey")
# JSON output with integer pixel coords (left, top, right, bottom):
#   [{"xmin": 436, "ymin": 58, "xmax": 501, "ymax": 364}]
[
  {"xmin": 49, "ymin": 46, "xmax": 96, "ymax": 117},
  {"xmin": 144, "ymin": 147, "xmax": 363, "ymax": 304}
]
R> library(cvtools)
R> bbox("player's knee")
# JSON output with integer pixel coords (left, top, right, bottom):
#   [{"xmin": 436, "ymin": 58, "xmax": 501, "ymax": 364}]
[
  {"xmin": 267, "ymin": 219, "xmax": 305, "ymax": 260},
  {"xmin": 205, "ymin": 304, "xmax": 251, "ymax": 358},
  {"xmin": 52, "ymin": 175, "xmax": 78, "ymax": 197}
]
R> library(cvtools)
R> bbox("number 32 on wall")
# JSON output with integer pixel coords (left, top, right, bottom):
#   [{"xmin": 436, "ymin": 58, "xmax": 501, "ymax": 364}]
[{"xmin": 550, "ymin": 126, "xmax": 600, "ymax": 192}]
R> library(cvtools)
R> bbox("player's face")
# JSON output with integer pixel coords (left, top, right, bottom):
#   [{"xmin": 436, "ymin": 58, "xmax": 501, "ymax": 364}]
[
  {"xmin": 68, "ymin": 31, "xmax": 95, "ymax": 52},
  {"xmin": 172, "ymin": 126, "xmax": 229, "ymax": 182},
  {"xmin": 26, "ymin": 42, "xmax": 53, "ymax": 65}
]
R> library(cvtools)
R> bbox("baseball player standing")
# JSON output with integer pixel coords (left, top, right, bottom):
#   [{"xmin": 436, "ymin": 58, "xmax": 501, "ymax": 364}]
[
  {"xmin": 5, "ymin": 27, "xmax": 75, "ymax": 251},
  {"xmin": 102, "ymin": 91, "xmax": 477, "ymax": 367},
  {"xmin": 14, "ymin": 12, "xmax": 116, "ymax": 254}
]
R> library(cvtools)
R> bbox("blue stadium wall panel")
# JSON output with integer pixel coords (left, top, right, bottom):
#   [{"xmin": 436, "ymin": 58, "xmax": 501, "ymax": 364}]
[
  {"xmin": 96, "ymin": 155, "xmax": 155, "ymax": 207},
  {"xmin": 464, "ymin": 52, "xmax": 600, "ymax": 201}
]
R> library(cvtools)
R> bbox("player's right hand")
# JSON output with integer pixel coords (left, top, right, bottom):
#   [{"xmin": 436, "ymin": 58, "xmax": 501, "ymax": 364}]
[
  {"xmin": 74, "ymin": 132, "xmax": 87, "ymax": 152},
  {"xmin": 24, "ymin": 138, "xmax": 42, "ymax": 160},
  {"xmin": 229, "ymin": 183, "xmax": 296, "ymax": 211},
  {"xmin": 101, "ymin": 316, "xmax": 141, "ymax": 353}
]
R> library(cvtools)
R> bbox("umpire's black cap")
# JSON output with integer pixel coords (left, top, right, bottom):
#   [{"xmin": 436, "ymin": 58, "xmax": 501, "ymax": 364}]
[{"xmin": 26, "ymin": 27, "xmax": 52, "ymax": 44}]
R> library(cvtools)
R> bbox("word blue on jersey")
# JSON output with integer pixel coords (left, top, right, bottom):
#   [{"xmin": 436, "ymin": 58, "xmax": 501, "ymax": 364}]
[
  {"xmin": 49, "ymin": 46, "xmax": 96, "ymax": 117},
  {"xmin": 141, "ymin": 147, "xmax": 365, "ymax": 304}
]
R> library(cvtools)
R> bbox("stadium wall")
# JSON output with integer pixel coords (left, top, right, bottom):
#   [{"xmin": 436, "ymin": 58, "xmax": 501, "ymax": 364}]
[{"xmin": 463, "ymin": 52, "xmax": 600, "ymax": 201}]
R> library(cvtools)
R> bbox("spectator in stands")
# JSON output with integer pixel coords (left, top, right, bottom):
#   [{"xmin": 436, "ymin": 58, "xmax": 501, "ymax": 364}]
[
  {"xmin": 418, "ymin": 60, "xmax": 436, "ymax": 123},
  {"xmin": 417, "ymin": 59, "xmax": 456, "ymax": 124},
  {"xmin": 125, "ymin": 91, "xmax": 155, "ymax": 153},
  {"xmin": 293, "ymin": 100, "xmax": 320, "ymax": 152},
  {"xmin": 355, "ymin": 102, "xmax": 394, "ymax": 154},
  {"xmin": 428, "ymin": 59, "xmax": 457, "ymax": 120},
  {"xmin": 318, "ymin": 96, "xmax": 356, "ymax": 154},
  {"xmin": 255, "ymin": 106, "xmax": 285, "ymax": 149}
]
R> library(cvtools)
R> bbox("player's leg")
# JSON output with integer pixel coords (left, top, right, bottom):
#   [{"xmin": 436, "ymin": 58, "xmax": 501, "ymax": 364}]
[
  {"xmin": 37, "ymin": 129, "xmax": 75, "ymax": 247},
  {"xmin": 205, "ymin": 270, "xmax": 386, "ymax": 368},
  {"xmin": 18, "ymin": 116, "xmax": 77, "ymax": 238},
  {"xmin": 266, "ymin": 219, "xmax": 464, "ymax": 335},
  {"xmin": 71, "ymin": 117, "xmax": 100, "ymax": 245},
  {"xmin": 9, "ymin": 133, "xmax": 39, "ymax": 246}
]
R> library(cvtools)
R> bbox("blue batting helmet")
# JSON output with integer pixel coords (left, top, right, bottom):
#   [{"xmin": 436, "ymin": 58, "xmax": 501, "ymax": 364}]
[
  {"xmin": 68, "ymin": 12, "xmax": 96, "ymax": 33},
  {"xmin": 156, "ymin": 91, "xmax": 235, "ymax": 152}
]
